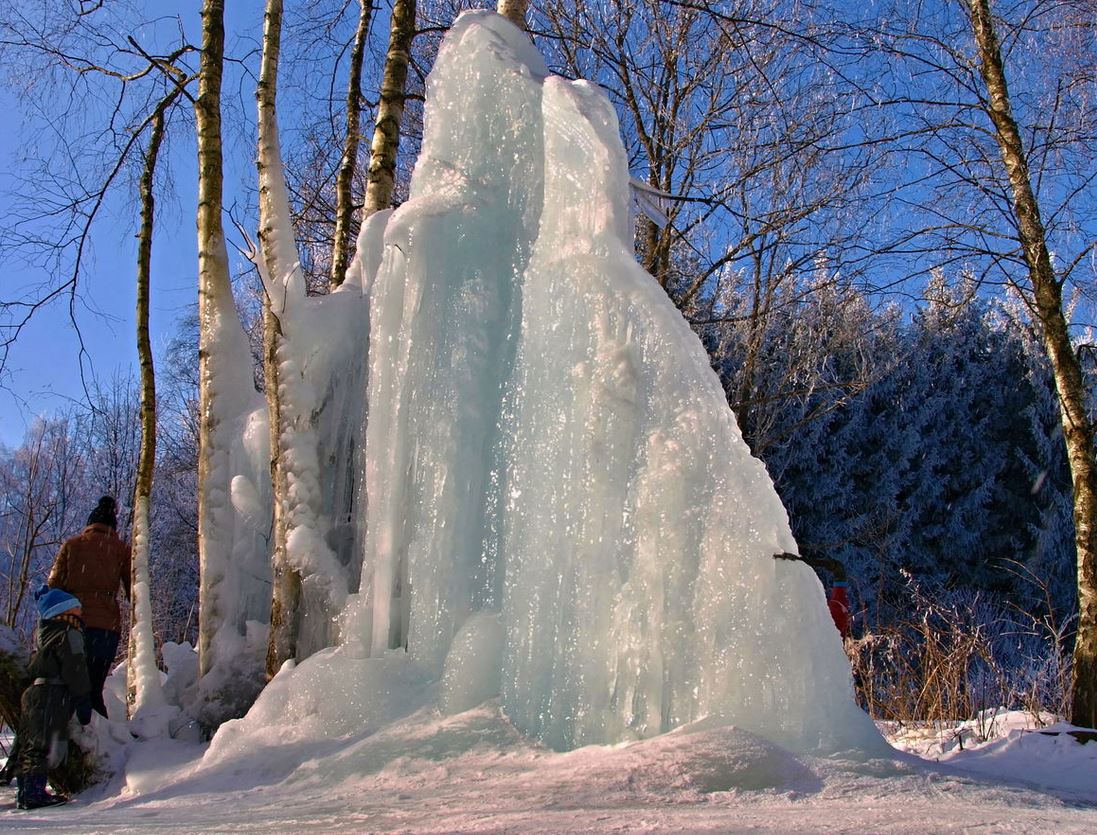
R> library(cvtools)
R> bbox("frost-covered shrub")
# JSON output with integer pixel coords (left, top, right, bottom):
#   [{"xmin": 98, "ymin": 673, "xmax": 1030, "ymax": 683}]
[{"xmin": 847, "ymin": 577, "xmax": 1072, "ymax": 730}]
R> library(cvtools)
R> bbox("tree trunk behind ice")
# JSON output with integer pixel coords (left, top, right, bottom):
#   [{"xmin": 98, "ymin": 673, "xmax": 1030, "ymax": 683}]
[
  {"xmin": 128, "ymin": 98, "xmax": 172, "ymax": 717},
  {"xmin": 195, "ymin": 0, "xmax": 266, "ymax": 710},
  {"xmin": 257, "ymin": 0, "xmax": 301, "ymax": 678},
  {"xmin": 497, "ymin": 0, "xmax": 528, "ymax": 30},
  {"xmin": 363, "ymin": 0, "xmax": 416, "ymax": 216},
  {"xmin": 968, "ymin": 0, "xmax": 1097, "ymax": 729},
  {"xmin": 258, "ymin": 0, "xmax": 351, "ymax": 676},
  {"xmin": 196, "ymin": 0, "xmax": 230, "ymax": 678},
  {"xmin": 329, "ymin": 0, "xmax": 373, "ymax": 288}
]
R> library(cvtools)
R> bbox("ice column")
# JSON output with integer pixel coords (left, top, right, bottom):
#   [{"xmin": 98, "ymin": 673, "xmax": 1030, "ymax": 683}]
[
  {"xmin": 355, "ymin": 11, "xmax": 883, "ymax": 755},
  {"xmin": 500, "ymin": 75, "xmax": 880, "ymax": 752},
  {"xmin": 358, "ymin": 13, "xmax": 547, "ymax": 667}
]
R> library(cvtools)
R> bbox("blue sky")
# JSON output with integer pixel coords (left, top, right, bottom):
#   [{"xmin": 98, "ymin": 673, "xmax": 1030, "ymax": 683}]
[
  {"xmin": 0, "ymin": 87, "xmax": 199, "ymax": 446},
  {"xmin": 0, "ymin": 2, "xmax": 268, "ymax": 447}
]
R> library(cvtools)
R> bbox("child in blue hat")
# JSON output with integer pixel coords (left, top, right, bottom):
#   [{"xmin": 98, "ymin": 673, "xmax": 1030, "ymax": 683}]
[{"xmin": 13, "ymin": 586, "xmax": 93, "ymax": 810}]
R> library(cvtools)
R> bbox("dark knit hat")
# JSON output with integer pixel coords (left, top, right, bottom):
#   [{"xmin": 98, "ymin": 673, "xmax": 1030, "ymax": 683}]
[
  {"xmin": 34, "ymin": 585, "xmax": 82, "ymax": 620},
  {"xmin": 88, "ymin": 496, "xmax": 118, "ymax": 529}
]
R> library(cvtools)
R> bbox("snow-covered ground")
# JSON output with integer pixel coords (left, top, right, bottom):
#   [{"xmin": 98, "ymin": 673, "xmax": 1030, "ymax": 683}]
[{"xmin": 3, "ymin": 708, "xmax": 1095, "ymax": 833}]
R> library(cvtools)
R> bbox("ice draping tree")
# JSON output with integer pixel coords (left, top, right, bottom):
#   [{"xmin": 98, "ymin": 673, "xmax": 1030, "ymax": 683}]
[
  {"xmin": 193, "ymin": 0, "xmax": 274, "ymax": 727},
  {"xmin": 256, "ymin": 0, "xmax": 371, "ymax": 678},
  {"xmin": 258, "ymin": 0, "xmax": 302, "ymax": 681},
  {"xmin": 186, "ymin": 0, "xmax": 420, "ymax": 719}
]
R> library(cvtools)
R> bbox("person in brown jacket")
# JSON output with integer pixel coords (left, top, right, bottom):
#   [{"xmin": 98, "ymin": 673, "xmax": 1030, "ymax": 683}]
[{"xmin": 48, "ymin": 496, "xmax": 131, "ymax": 717}]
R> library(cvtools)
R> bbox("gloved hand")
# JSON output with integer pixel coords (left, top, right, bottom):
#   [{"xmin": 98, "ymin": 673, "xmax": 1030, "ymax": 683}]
[{"xmin": 75, "ymin": 695, "xmax": 93, "ymax": 726}]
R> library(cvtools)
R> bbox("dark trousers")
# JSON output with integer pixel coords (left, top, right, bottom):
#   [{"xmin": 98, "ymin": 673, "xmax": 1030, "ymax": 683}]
[
  {"xmin": 84, "ymin": 628, "xmax": 120, "ymax": 717},
  {"xmin": 18, "ymin": 684, "xmax": 71, "ymax": 776}
]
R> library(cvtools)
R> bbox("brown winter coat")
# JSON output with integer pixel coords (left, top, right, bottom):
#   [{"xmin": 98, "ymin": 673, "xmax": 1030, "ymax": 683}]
[{"xmin": 48, "ymin": 524, "xmax": 131, "ymax": 632}]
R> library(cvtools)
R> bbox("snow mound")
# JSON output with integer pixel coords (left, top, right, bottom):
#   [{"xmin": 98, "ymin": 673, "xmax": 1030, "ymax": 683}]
[
  {"xmin": 558, "ymin": 720, "xmax": 823, "ymax": 796},
  {"xmin": 888, "ymin": 711, "xmax": 1097, "ymax": 801},
  {"xmin": 943, "ymin": 724, "xmax": 1097, "ymax": 798},
  {"xmin": 205, "ymin": 647, "xmax": 434, "ymax": 770}
]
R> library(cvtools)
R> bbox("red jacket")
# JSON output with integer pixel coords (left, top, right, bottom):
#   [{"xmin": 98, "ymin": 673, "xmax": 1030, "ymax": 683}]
[
  {"xmin": 827, "ymin": 583, "xmax": 851, "ymax": 638},
  {"xmin": 48, "ymin": 524, "xmax": 131, "ymax": 632}
]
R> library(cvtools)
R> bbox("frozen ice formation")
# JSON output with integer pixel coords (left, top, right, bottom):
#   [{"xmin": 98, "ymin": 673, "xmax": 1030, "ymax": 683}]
[
  {"xmin": 337, "ymin": 10, "xmax": 882, "ymax": 754},
  {"xmin": 213, "ymin": 10, "xmax": 881, "ymax": 756}
]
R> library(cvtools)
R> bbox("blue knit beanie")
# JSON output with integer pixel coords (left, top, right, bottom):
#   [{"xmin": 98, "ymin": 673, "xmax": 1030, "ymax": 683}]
[{"xmin": 34, "ymin": 585, "xmax": 81, "ymax": 620}]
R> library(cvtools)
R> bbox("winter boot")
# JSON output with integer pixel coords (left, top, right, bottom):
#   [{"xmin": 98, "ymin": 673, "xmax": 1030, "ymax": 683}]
[{"xmin": 16, "ymin": 774, "xmax": 67, "ymax": 810}]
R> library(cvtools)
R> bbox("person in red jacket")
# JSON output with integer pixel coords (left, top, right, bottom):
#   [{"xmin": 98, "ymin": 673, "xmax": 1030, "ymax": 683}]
[
  {"xmin": 774, "ymin": 551, "xmax": 851, "ymax": 638},
  {"xmin": 48, "ymin": 496, "xmax": 131, "ymax": 717}
]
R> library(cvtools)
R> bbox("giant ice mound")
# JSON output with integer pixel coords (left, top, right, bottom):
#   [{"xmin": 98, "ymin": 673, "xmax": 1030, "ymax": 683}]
[{"xmin": 224, "ymin": 11, "xmax": 883, "ymax": 758}]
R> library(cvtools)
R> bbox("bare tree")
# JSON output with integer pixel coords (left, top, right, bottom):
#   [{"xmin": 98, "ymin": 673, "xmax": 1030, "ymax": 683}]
[
  {"xmin": 539, "ymin": 1, "xmax": 870, "ymax": 298},
  {"xmin": 329, "ymin": 0, "xmax": 375, "ymax": 288},
  {"xmin": 0, "ymin": 417, "xmax": 87, "ymax": 630},
  {"xmin": 831, "ymin": 0, "xmax": 1096, "ymax": 727},
  {"xmin": 127, "ymin": 91, "xmax": 179, "ymax": 717},
  {"xmin": 535, "ymin": 0, "xmax": 878, "ymax": 454},
  {"xmin": 277, "ymin": 0, "xmax": 421, "ymax": 287},
  {"xmin": 0, "ymin": 2, "xmax": 196, "ymax": 385},
  {"xmin": 363, "ymin": 0, "xmax": 417, "ymax": 218}
]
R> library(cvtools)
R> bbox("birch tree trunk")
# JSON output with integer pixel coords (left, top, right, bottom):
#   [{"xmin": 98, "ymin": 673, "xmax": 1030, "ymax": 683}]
[
  {"xmin": 968, "ymin": 0, "xmax": 1097, "ymax": 729},
  {"xmin": 330, "ymin": 0, "xmax": 374, "ymax": 288},
  {"xmin": 363, "ymin": 0, "xmax": 416, "ymax": 216},
  {"xmin": 257, "ymin": 0, "xmax": 350, "ymax": 676},
  {"xmin": 256, "ymin": 0, "xmax": 301, "ymax": 679},
  {"xmin": 127, "ymin": 96, "xmax": 174, "ymax": 718},
  {"xmin": 195, "ymin": 0, "xmax": 264, "ymax": 703},
  {"xmin": 497, "ymin": 0, "xmax": 529, "ymax": 30},
  {"xmin": 196, "ymin": 0, "xmax": 231, "ymax": 678}
]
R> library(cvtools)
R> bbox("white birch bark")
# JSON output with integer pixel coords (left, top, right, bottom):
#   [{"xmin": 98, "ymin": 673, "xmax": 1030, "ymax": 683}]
[
  {"xmin": 128, "ymin": 97, "xmax": 171, "ymax": 720},
  {"xmin": 128, "ymin": 496, "xmax": 167, "ymax": 717},
  {"xmin": 967, "ymin": 0, "xmax": 1097, "ymax": 731},
  {"xmin": 195, "ymin": 0, "xmax": 272, "ymax": 727},
  {"xmin": 363, "ymin": 0, "xmax": 416, "ymax": 217},
  {"xmin": 330, "ymin": 0, "xmax": 374, "ymax": 288},
  {"xmin": 257, "ymin": 0, "xmax": 350, "ymax": 677},
  {"xmin": 497, "ymin": 0, "xmax": 529, "ymax": 30}
]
